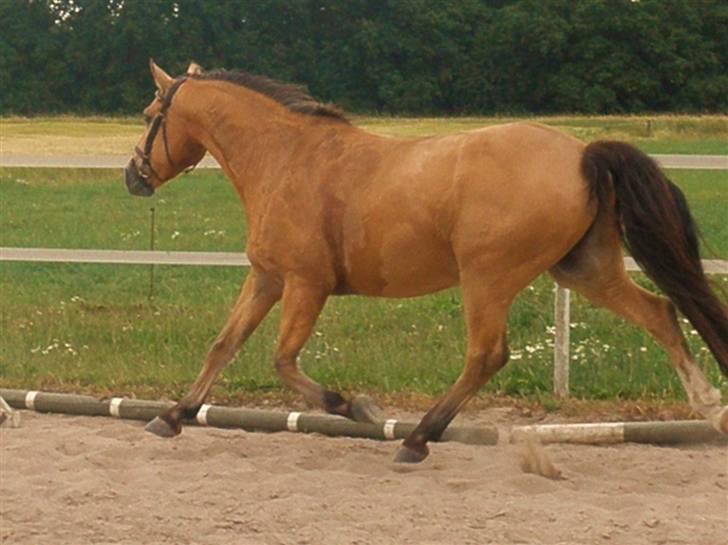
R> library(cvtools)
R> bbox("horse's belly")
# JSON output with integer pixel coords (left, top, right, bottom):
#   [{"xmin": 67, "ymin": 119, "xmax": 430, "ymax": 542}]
[{"xmin": 342, "ymin": 224, "xmax": 459, "ymax": 297}]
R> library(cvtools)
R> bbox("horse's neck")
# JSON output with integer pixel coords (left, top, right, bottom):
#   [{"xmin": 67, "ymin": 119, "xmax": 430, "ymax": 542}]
[{"xmin": 184, "ymin": 86, "xmax": 302, "ymax": 210}]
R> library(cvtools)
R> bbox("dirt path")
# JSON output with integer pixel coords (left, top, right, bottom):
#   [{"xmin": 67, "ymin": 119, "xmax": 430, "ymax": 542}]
[{"xmin": 1, "ymin": 410, "xmax": 726, "ymax": 545}]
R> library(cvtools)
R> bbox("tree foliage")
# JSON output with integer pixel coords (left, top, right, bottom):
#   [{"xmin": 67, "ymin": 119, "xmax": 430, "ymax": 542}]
[{"xmin": 1, "ymin": 0, "xmax": 726, "ymax": 115}]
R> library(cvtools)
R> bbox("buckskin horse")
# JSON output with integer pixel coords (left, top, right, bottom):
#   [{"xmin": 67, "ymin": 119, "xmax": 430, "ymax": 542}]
[{"xmin": 124, "ymin": 61, "xmax": 727, "ymax": 463}]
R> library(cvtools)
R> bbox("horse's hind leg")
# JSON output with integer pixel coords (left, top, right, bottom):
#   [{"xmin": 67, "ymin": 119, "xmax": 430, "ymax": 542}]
[
  {"xmin": 272, "ymin": 277, "xmax": 382, "ymax": 423},
  {"xmin": 551, "ymin": 230, "xmax": 727, "ymax": 432},
  {"xmin": 145, "ymin": 270, "xmax": 281, "ymax": 436},
  {"xmin": 395, "ymin": 279, "xmax": 511, "ymax": 463}
]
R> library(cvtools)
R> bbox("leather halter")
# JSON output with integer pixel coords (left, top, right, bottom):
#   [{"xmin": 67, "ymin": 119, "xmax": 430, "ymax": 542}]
[{"xmin": 133, "ymin": 77, "xmax": 194, "ymax": 190}]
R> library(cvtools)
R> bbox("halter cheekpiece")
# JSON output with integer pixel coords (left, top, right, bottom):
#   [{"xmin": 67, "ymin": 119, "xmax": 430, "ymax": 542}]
[{"xmin": 134, "ymin": 77, "xmax": 197, "ymax": 190}]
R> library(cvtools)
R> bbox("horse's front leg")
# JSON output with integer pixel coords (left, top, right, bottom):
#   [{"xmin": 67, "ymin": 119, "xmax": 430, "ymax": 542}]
[
  {"xmin": 145, "ymin": 269, "xmax": 282, "ymax": 437},
  {"xmin": 272, "ymin": 276, "xmax": 383, "ymax": 423}
]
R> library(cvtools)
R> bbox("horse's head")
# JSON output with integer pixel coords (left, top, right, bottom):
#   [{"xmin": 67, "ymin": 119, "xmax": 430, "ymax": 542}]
[{"xmin": 124, "ymin": 60, "xmax": 206, "ymax": 197}]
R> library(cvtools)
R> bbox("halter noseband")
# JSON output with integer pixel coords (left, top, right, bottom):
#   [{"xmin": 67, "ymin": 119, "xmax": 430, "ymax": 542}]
[{"xmin": 134, "ymin": 77, "xmax": 196, "ymax": 189}]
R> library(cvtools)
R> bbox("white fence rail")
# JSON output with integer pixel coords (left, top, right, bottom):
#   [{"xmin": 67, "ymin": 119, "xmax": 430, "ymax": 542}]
[{"xmin": 2, "ymin": 247, "xmax": 726, "ymax": 397}]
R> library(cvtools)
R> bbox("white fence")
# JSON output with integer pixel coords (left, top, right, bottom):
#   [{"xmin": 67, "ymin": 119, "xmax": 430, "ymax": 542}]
[{"xmin": 2, "ymin": 247, "xmax": 726, "ymax": 397}]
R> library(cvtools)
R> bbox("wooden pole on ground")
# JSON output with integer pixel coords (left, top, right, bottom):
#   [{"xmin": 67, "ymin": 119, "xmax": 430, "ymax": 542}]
[
  {"xmin": 0, "ymin": 388, "xmax": 498, "ymax": 446},
  {"xmin": 511, "ymin": 420, "xmax": 723, "ymax": 445}
]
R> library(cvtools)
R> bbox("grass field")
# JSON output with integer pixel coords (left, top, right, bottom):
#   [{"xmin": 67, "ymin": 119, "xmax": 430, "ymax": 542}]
[{"xmin": 1, "ymin": 162, "xmax": 726, "ymax": 407}]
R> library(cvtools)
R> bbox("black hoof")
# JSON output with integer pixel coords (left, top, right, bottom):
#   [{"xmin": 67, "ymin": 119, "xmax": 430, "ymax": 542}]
[
  {"xmin": 350, "ymin": 395, "xmax": 384, "ymax": 424},
  {"xmin": 144, "ymin": 416, "xmax": 179, "ymax": 438},
  {"xmin": 393, "ymin": 444, "xmax": 429, "ymax": 464}
]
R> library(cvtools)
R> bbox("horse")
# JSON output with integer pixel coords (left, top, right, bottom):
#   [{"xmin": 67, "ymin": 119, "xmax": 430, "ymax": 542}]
[{"xmin": 124, "ymin": 60, "xmax": 728, "ymax": 463}]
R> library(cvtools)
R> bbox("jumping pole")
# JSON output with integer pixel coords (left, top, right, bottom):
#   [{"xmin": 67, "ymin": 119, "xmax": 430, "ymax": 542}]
[
  {"xmin": 0, "ymin": 389, "xmax": 498, "ymax": 446},
  {"xmin": 511, "ymin": 420, "xmax": 725, "ymax": 445}
]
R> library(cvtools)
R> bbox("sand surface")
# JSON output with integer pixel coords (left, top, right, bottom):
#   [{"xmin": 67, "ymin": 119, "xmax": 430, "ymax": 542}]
[{"xmin": 1, "ymin": 410, "xmax": 727, "ymax": 545}]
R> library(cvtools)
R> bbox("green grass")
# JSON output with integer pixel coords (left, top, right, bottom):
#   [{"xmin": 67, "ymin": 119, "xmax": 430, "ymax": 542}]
[{"xmin": 1, "ymin": 165, "xmax": 726, "ymax": 403}]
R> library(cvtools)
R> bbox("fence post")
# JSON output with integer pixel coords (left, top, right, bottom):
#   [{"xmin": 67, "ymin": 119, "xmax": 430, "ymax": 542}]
[
  {"xmin": 148, "ymin": 206, "xmax": 156, "ymax": 300},
  {"xmin": 553, "ymin": 284, "xmax": 570, "ymax": 398}
]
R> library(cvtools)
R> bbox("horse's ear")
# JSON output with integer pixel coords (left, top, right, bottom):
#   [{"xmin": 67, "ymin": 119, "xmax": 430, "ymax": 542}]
[
  {"xmin": 149, "ymin": 59, "xmax": 174, "ymax": 93},
  {"xmin": 186, "ymin": 62, "xmax": 203, "ymax": 76}
]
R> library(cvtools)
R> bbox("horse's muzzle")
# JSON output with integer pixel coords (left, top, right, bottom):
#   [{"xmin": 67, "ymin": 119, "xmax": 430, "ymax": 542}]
[{"xmin": 124, "ymin": 159, "xmax": 155, "ymax": 197}]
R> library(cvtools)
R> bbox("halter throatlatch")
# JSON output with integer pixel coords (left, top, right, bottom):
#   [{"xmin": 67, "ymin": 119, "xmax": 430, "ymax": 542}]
[{"xmin": 134, "ymin": 77, "xmax": 199, "ymax": 191}]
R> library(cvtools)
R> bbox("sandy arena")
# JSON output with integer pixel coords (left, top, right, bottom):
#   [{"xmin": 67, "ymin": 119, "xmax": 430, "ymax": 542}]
[{"xmin": 1, "ymin": 409, "xmax": 726, "ymax": 545}]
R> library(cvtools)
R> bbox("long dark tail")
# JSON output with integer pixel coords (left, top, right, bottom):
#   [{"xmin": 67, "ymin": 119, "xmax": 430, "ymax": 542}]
[{"xmin": 581, "ymin": 141, "xmax": 728, "ymax": 376}]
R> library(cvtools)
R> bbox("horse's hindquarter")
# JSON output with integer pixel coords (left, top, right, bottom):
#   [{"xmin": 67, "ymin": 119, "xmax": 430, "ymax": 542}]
[
  {"xmin": 451, "ymin": 123, "xmax": 594, "ymax": 292},
  {"xmin": 331, "ymin": 123, "xmax": 593, "ymax": 298}
]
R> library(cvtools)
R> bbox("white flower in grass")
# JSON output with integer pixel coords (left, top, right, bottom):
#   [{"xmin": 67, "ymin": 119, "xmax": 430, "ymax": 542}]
[
  {"xmin": 640, "ymin": 346, "xmax": 648, "ymax": 352},
  {"xmin": 171, "ymin": 231, "xmax": 181, "ymax": 239}
]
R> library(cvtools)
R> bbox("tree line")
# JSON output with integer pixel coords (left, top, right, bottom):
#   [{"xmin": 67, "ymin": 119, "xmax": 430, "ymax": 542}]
[{"xmin": 1, "ymin": 0, "xmax": 726, "ymax": 116}]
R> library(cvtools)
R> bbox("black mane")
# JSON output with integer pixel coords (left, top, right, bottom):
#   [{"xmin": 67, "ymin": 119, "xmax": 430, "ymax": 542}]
[{"xmin": 191, "ymin": 69, "xmax": 348, "ymax": 123}]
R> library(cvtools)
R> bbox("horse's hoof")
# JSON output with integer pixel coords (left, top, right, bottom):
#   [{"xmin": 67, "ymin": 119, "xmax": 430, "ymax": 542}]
[
  {"xmin": 350, "ymin": 395, "xmax": 384, "ymax": 424},
  {"xmin": 393, "ymin": 444, "xmax": 429, "ymax": 464},
  {"xmin": 713, "ymin": 407, "xmax": 728, "ymax": 434},
  {"xmin": 144, "ymin": 416, "xmax": 179, "ymax": 438}
]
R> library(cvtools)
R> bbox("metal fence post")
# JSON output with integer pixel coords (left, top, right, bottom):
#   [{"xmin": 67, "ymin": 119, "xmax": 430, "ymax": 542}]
[{"xmin": 553, "ymin": 284, "xmax": 570, "ymax": 398}]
